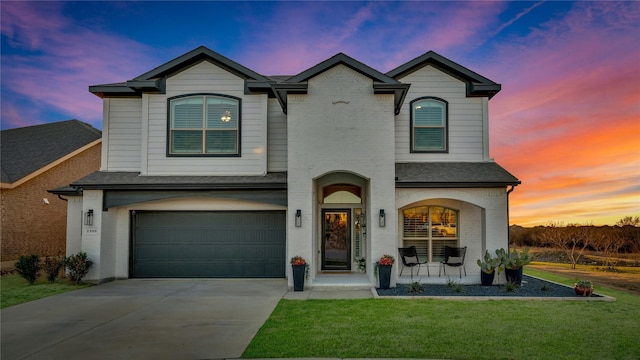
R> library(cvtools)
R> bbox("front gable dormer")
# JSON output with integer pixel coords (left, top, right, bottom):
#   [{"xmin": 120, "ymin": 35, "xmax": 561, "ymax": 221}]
[
  {"xmin": 387, "ymin": 50, "xmax": 501, "ymax": 99},
  {"xmin": 89, "ymin": 46, "xmax": 273, "ymax": 98},
  {"xmin": 272, "ymin": 53, "xmax": 410, "ymax": 115}
]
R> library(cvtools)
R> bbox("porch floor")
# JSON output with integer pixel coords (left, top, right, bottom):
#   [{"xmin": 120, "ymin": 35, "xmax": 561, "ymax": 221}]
[{"xmin": 312, "ymin": 264, "xmax": 478, "ymax": 288}]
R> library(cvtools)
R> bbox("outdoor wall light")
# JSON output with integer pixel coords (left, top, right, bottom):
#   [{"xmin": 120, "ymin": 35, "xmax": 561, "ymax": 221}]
[
  {"xmin": 85, "ymin": 209, "xmax": 94, "ymax": 226},
  {"xmin": 295, "ymin": 209, "xmax": 302, "ymax": 227},
  {"xmin": 379, "ymin": 209, "xmax": 386, "ymax": 227}
]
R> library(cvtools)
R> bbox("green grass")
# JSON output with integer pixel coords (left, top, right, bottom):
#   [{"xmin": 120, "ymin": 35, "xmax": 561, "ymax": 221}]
[
  {"xmin": 1, "ymin": 274, "xmax": 91, "ymax": 309},
  {"xmin": 243, "ymin": 269, "xmax": 640, "ymax": 360}
]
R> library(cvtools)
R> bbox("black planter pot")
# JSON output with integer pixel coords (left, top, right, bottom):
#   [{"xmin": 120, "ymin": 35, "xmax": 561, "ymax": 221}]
[
  {"xmin": 480, "ymin": 271, "xmax": 495, "ymax": 286},
  {"xmin": 505, "ymin": 267, "xmax": 523, "ymax": 286},
  {"xmin": 378, "ymin": 265, "xmax": 392, "ymax": 289},
  {"xmin": 292, "ymin": 264, "xmax": 306, "ymax": 291}
]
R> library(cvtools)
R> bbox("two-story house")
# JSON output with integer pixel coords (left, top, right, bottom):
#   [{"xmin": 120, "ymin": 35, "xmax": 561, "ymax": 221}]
[{"xmin": 55, "ymin": 46, "xmax": 519, "ymax": 286}]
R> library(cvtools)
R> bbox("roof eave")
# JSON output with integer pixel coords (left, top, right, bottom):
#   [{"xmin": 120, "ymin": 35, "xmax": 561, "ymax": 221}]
[
  {"xmin": 71, "ymin": 182, "xmax": 288, "ymax": 191},
  {"xmin": 373, "ymin": 83, "xmax": 411, "ymax": 115},
  {"xmin": 396, "ymin": 181, "xmax": 521, "ymax": 188},
  {"xmin": 271, "ymin": 83, "xmax": 309, "ymax": 114}
]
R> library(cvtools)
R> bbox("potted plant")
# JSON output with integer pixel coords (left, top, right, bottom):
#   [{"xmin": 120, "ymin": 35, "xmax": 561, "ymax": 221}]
[
  {"xmin": 356, "ymin": 257, "xmax": 366, "ymax": 273},
  {"xmin": 376, "ymin": 254, "xmax": 395, "ymax": 289},
  {"xmin": 290, "ymin": 256, "xmax": 309, "ymax": 291},
  {"xmin": 477, "ymin": 250, "xmax": 501, "ymax": 286},
  {"xmin": 497, "ymin": 247, "xmax": 533, "ymax": 286},
  {"xmin": 574, "ymin": 280, "xmax": 593, "ymax": 296}
]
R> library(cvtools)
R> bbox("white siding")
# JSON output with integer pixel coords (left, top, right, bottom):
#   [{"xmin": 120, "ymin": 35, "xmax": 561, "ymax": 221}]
[
  {"xmin": 267, "ymin": 98, "xmax": 287, "ymax": 171},
  {"xmin": 103, "ymin": 98, "xmax": 142, "ymax": 171},
  {"xmin": 144, "ymin": 60, "xmax": 268, "ymax": 176},
  {"xmin": 395, "ymin": 65, "xmax": 488, "ymax": 162}
]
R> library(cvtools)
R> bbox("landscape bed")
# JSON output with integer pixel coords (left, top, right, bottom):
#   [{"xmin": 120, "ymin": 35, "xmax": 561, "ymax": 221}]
[{"xmin": 376, "ymin": 275, "xmax": 607, "ymax": 299}]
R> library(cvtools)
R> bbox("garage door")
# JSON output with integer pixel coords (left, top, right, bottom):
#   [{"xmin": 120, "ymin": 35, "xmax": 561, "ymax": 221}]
[{"xmin": 132, "ymin": 211, "xmax": 286, "ymax": 278}]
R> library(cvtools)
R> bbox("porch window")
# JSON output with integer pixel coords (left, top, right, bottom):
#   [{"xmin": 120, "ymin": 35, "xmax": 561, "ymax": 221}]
[
  {"xmin": 410, "ymin": 97, "xmax": 448, "ymax": 152},
  {"xmin": 168, "ymin": 94, "xmax": 240, "ymax": 156},
  {"xmin": 402, "ymin": 206, "xmax": 458, "ymax": 262}
]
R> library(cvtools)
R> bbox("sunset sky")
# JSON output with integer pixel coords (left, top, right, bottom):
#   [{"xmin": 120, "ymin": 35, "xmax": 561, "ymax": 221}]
[{"xmin": 1, "ymin": 1, "xmax": 639, "ymax": 226}]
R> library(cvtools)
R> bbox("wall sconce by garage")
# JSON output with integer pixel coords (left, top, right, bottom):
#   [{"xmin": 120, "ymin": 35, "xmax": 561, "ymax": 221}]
[
  {"xmin": 85, "ymin": 209, "xmax": 94, "ymax": 226},
  {"xmin": 295, "ymin": 209, "xmax": 302, "ymax": 227},
  {"xmin": 379, "ymin": 209, "xmax": 386, "ymax": 227}
]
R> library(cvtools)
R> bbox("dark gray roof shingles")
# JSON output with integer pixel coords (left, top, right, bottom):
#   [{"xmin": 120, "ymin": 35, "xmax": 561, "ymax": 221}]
[
  {"xmin": 395, "ymin": 162, "xmax": 520, "ymax": 187},
  {"xmin": 1, "ymin": 120, "xmax": 102, "ymax": 183},
  {"xmin": 70, "ymin": 171, "xmax": 288, "ymax": 190}
]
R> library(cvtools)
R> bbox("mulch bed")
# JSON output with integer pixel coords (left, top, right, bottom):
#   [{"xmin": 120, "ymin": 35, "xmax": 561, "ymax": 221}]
[{"xmin": 376, "ymin": 275, "xmax": 602, "ymax": 298}]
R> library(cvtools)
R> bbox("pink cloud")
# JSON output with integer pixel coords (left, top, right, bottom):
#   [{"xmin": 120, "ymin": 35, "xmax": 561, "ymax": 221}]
[
  {"xmin": 486, "ymin": 2, "xmax": 640, "ymax": 225},
  {"xmin": 1, "ymin": 2, "xmax": 157, "ymax": 127}
]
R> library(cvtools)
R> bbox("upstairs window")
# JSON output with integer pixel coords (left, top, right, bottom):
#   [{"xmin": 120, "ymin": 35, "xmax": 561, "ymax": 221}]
[
  {"xmin": 168, "ymin": 94, "xmax": 240, "ymax": 156},
  {"xmin": 411, "ymin": 97, "xmax": 448, "ymax": 152}
]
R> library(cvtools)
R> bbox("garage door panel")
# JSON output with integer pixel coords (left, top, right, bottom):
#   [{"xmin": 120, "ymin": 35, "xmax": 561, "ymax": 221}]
[{"xmin": 132, "ymin": 211, "xmax": 285, "ymax": 278}]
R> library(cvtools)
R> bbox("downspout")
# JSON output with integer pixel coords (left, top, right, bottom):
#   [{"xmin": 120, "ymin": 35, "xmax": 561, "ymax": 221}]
[
  {"xmin": 506, "ymin": 185, "xmax": 516, "ymax": 251},
  {"xmin": 57, "ymin": 194, "xmax": 68, "ymax": 202}
]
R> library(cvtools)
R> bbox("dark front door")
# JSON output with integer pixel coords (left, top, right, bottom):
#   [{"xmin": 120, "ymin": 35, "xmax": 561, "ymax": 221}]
[{"xmin": 322, "ymin": 209, "xmax": 351, "ymax": 270}]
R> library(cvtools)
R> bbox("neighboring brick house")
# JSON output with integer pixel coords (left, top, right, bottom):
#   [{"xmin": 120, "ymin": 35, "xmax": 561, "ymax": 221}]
[
  {"xmin": 55, "ymin": 47, "xmax": 519, "ymax": 286},
  {"xmin": 1, "ymin": 120, "xmax": 101, "ymax": 264}
]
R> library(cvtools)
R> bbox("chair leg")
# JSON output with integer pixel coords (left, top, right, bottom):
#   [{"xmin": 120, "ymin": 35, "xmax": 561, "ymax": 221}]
[
  {"xmin": 400, "ymin": 264, "xmax": 404, "ymax": 276},
  {"xmin": 426, "ymin": 264, "xmax": 430, "ymax": 277}
]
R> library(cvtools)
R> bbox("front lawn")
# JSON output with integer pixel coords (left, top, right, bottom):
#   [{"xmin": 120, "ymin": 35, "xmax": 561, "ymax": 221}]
[
  {"xmin": 0, "ymin": 274, "xmax": 91, "ymax": 309},
  {"xmin": 243, "ymin": 270, "xmax": 640, "ymax": 360}
]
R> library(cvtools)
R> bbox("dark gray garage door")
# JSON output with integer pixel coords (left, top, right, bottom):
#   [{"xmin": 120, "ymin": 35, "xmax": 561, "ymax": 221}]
[{"xmin": 132, "ymin": 211, "xmax": 286, "ymax": 278}]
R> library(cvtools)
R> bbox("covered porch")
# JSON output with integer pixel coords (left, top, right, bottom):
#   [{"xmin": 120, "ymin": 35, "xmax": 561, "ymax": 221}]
[{"xmin": 311, "ymin": 267, "xmax": 480, "ymax": 289}]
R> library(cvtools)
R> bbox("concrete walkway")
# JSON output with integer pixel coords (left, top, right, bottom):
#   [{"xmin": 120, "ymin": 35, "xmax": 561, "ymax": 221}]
[{"xmin": 1, "ymin": 279, "xmax": 289, "ymax": 360}]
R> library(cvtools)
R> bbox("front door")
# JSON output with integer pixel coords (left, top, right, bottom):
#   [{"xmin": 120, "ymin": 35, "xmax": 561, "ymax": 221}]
[{"xmin": 322, "ymin": 209, "xmax": 351, "ymax": 270}]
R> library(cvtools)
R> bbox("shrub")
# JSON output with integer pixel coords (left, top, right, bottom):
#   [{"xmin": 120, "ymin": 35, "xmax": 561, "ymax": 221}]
[
  {"xmin": 15, "ymin": 255, "xmax": 41, "ymax": 285},
  {"xmin": 65, "ymin": 252, "xmax": 94, "ymax": 284},
  {"xmin": 505, "ymin": 280, "xmax": 518, "ymax": 292},
  {"xmin": 43, "ymin": 256, "xmax": 64, "ymax": 283},
  {"xmin": 408, "ymin": 281, "xmax": 424, "ymax": 293}
]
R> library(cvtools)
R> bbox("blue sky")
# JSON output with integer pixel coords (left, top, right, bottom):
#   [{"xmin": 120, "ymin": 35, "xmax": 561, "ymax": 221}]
[{"xmin": 1, "ymin": 1, "xmax": 639, "ymax": 226}]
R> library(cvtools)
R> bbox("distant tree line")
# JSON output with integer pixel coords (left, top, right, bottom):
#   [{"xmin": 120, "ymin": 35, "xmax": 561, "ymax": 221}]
[{"xmin": 509, "ymin": 216, "xmax": 640, "ymax": 269}]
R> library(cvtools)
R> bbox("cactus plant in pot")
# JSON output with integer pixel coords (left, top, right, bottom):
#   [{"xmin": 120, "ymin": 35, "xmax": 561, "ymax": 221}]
[
  {"xmin": 497, "ymin": 247, "xmax": 533, "ymax": 286},
  {"xmin": 477, "ymin": 250, "xmax": 501, "ymax": 286}
]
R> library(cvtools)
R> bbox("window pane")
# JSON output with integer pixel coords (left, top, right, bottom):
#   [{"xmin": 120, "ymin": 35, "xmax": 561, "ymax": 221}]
[
  {"xmin": 414, "ymin": 128, "xmax": 444, "ymax": 150},
  {"xmin": 206, "ymin": 97, "xmax": 238, "ymax": 129},
  {"xmin": 172, "ymin": 130, "xmax": 202, "ymax": 153},
  {"xmin": 432, "ymin": 207, "xmax": 458, "ymax": 237},
  {"xmin": 403, "ymin": 239, "xmax": 429, "ymax": 260},
  {"xmin": 432, "ymin": 240, "xmax": 458, "ymax": 262},
  {"xmin": 172, "ymin": 98, "xmax": 203, "ymax": 128},
  {"xmin": 403, "ymin": 206, "xmax": 458, "ymax": 262},
  {"xmin": 414, "ymin": 102, "xmax": 443, "ymax": 126},
  {"xmin": 206, "ymin": 130, "xmax": 237, "ymax": 153}
]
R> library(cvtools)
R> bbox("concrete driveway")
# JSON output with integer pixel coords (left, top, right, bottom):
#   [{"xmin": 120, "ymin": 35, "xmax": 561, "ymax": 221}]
[{"xmin": 1, "ymin": 279, "xmax": 288, "ymax": 360}]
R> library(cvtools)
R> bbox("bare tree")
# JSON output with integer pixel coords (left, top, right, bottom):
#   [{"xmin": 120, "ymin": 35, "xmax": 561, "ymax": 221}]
[
  {"xmin": 537, "ymin": 223, "xmax": 596, "ymax": 269},
  {"xmin": 595, "ymin": 226, "xmax": 626, "ymax": 269},
  {"xmin": 616, "ymin": 216, "xmax": 640, "ymax": 227}
]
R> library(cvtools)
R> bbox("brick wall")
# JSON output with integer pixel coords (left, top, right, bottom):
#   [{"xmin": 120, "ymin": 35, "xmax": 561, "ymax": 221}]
[{"xmin": 0, "ymin": 143, "xmax": 101, "ymax": 262}]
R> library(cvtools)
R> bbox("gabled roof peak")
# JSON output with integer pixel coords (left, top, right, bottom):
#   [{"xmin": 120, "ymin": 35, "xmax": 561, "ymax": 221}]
[
  {"xmin": 387, "ymin": 50, "xmax": 501, "ymax": 98},
  {"xmin": 284, "ymin": 52, "xmax": 399, "ymax": 84},
  {"xmin": 134, "ymin": 46, "xmax": 269, "ymax": 82}
]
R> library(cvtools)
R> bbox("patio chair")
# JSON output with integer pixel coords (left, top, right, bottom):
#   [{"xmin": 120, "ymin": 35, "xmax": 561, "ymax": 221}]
[
  {"xmin": 439, "ymin": 246, "xmax": 467, "ymax": 278},
  {"xmin": 398, "ymin": 246, "xmax": 429, "ymax": 279}
]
